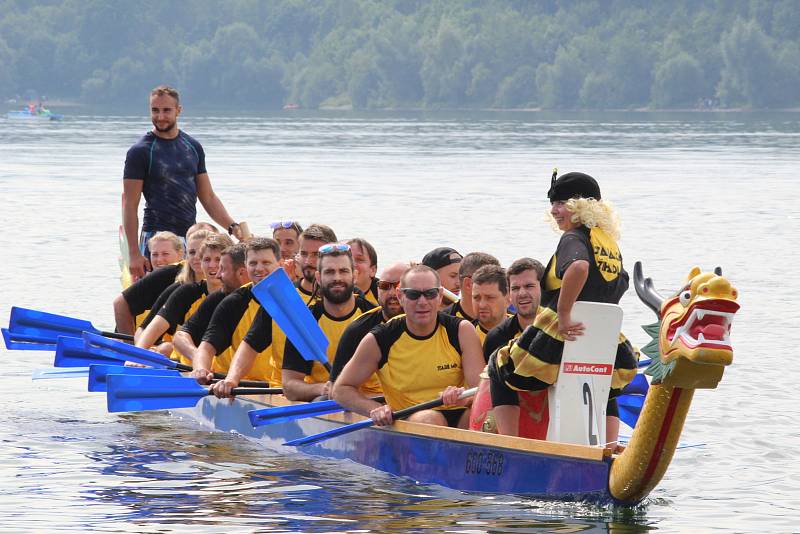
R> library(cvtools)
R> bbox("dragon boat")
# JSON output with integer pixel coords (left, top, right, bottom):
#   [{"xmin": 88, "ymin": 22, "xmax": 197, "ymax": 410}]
[
  {"xmin": 6, "ymin": 109, "xmax": 63, "ymax": 120},
  {"xmin": 174, "ymin": 264, "xmax": 738, "ymax": 506}
]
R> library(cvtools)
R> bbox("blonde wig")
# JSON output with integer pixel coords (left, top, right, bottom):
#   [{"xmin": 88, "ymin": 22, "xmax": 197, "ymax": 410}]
[{"xmin": 548, "ymin": 198, "xmax": 621, "ymax": 240}]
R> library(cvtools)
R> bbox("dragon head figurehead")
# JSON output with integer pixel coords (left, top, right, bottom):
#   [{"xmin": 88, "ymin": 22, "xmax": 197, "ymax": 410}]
[{"xmin": 634, "ymin": 262, "xmax": 739, "ymax": 389}]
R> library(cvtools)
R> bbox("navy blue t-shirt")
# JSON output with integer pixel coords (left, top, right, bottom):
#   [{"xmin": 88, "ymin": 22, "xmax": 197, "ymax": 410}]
[{"xmin": 123, "ymin": 130, "xmax": 207, "ymax": 236}]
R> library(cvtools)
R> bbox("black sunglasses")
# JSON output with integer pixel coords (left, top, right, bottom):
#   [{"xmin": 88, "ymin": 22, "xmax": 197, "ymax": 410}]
[{"xmin": 399, "ymin": 287, "xmax": 441, "ymax": 300}]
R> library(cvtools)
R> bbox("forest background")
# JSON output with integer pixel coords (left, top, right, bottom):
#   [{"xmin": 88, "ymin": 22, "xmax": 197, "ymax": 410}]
[{"xmin": 1, "ymin": 0, "xmax": 798, "ymax": 110}]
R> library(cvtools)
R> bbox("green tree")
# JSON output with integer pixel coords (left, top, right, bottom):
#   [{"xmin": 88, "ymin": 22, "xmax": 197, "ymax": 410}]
[{"xmin": 651, "ymin": 52, "xmax": 705, "ymax": 108}]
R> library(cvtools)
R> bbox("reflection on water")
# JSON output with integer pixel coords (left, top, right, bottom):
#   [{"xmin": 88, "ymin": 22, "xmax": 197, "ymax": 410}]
[{"xmin": 1, "ymin": 110, "xmax": 799, "ymax": 532}]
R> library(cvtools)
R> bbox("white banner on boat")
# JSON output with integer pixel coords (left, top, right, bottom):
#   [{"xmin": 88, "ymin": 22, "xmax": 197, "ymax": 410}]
[{"xmin": 547, "ymin": 301, "xmax": 622, "ymax": 447}]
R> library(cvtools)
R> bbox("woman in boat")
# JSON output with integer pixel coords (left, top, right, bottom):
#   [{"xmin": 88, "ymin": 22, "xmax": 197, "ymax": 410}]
[
  {"xmin": 488, "ymin": 171, "xmax": 637, "ymax": 445},
  {"xmin": 134, "ymin": 229, "xmax": 222, "ymax": 356}
]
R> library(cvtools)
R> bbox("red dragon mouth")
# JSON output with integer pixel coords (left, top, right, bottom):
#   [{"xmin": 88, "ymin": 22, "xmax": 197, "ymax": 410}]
[{"xmin": 666, "ymin": 299, "xmax": 739, "ymax": 351}]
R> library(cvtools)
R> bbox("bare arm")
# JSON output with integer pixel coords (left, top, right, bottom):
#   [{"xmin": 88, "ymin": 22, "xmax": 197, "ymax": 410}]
[
  {"xmin": 190, "ymin": 341, "xmax": 216, "ymax": 384},
  {"xmin": 332, "ymin": 333, "xmax": 384, "ymax": 417},
  {"xmin": 281, "ymin": 369, "xmax": 326, "ymax": 401},
  {"xmin": 457, "ymin": 321, "xmax": 484, "ymax": 389},
  {"xmin": 113, "ymin": 293, "xmax": 135, "ymax": 335},
  {"xmin": 196, "ymin": 173, "xmax": 239, "ymax": 238},
  {"xmin": 122, "ymin": 179, "xmax": 148, "ymax": 280},
  {"xmin": 209, "ymin": 341, "xmax": 258, "ymax": 398},
  {"xmin": 135, "ymin": 316, "xmax": 170, "ymax": 349},
  {"xmin": 557, "ymin": 259, "xmax": 589, "ymax": 340},
  {"xmin": 172, "ymin": 330, "xmax": 198, "ymax": 362}
]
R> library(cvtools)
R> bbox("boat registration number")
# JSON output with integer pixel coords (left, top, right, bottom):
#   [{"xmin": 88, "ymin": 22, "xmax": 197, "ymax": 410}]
[{"xmin": 464, "ymin": 449, "xmax": 505, "ymax": 476}]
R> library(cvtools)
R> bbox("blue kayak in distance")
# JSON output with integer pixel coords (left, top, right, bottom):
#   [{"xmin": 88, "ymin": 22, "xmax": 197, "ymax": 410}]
[{"xmin": 7, "ymin": 110, "xmax": 64, "ymax": 120}]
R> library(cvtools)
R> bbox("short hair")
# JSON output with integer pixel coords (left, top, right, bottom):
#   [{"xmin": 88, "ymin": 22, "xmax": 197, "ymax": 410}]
[
  {"xmin": 472, "ymin": 265, "xmax": 508, "ymax": 295},
  {"xmin": 400, "ymin": 264, "xmax": 441, "ymax": 287},
  {"xmin": 187, "ymin": 222, "xmax": 219, "ymax": 237},
  {"xmin": 346, "ymin": 237, "xmax": 377, "ymax": 267},
  {"xmin": 222, "ymin": 243, "xmax": 247, "ymax": 269},
  {"xmin": 273, "ymin": 221, "xmax": 303, "ymax": 238},
  {"xmin": 317, "ymin": 246, "xmax": 354, "ymax": 272},
  {"xmin": 458, "ymin": 252, "xmax": 500, "ymax": 281},
  {"xmin": 300, "ymin": 223, "xmax": 337, "ymax": 244},
  {"xmin": 507, "ymin": 257, "xmax": 545, "ymax": 281},
  {"xmin": 148, "ymin": 231, "xmax": 183, "ymax": 254},
  {"xmin": 245, "ymin": 237, "xmax": 280, "ymax": 260},
  {"xmin": 150, "ymin": 85, "xmax": 180, "ymax": 103},
  {"xmin": 199, "ymin": 233, "xmax": 234, "ymax": 256}
]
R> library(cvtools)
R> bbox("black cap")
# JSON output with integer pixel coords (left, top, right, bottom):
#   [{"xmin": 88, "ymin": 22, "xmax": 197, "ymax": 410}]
[
  {"xmin": 421, "ymin": 247, "xmax": 462, "ymax": 271},
  {"xmin": 547, "ymin": 171, "xmax": 601, "ymax": 202}
]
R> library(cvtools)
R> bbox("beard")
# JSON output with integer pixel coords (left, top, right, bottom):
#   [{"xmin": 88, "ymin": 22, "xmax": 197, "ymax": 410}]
[
  {"xmin": 153, "ymin": 119, "xmax": 176, "ymax": 133},
  {"xmin": 321, "ymin": 281, "xmax": 354, "ymax": 304},
  {"xmin": 302, "ymin": 267, "xmax": 316, "ymax": 283},
  {"xmin": 380, "ymin": 296, "xmax": 403, "ymax": 318}
]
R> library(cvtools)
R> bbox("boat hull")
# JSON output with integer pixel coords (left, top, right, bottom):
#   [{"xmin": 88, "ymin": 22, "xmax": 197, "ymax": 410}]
[{"xmin": 179, "ymin": 394, "xmax": 615, "ymax": 502}]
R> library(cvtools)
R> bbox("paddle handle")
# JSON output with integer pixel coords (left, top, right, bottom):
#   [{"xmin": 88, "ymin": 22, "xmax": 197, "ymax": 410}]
[
  {"xmin": 392, "ymin": 387, "xmax": 477, "ymax": 419},
  {"xmin": 227, "ymin": 387, "xmax": 283, "ymax": 396},
  {"xmin": 172, "ymin": 362, "xmax": 271, "ymax": 388},
  {"xmin": 100, "ymin": 330, "xmax": 135, "ymax": 342}
]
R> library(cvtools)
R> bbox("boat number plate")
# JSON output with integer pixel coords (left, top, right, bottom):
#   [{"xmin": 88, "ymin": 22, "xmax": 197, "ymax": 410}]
[{"xmin": 464, "ymin": 449, "xmax": 505, "ymax": 476}]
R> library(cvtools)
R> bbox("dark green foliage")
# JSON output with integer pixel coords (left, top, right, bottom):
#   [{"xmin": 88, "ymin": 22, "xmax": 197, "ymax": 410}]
[{"xmin": 1, "ymin": 0, "xmax": 798, "ymax": 109}]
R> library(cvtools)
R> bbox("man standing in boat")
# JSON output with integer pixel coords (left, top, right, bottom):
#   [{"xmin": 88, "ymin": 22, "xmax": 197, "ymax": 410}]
[
  {"xmin": 122, "ymin": 85, "xmax": 243, "ymax": 281},
  {"xmin": 333, "ymin": 265, "xmax": 484, "ymax": 428}
]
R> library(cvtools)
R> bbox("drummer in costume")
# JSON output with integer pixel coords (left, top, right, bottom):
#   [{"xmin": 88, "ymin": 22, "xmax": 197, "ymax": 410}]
[{"xmin": 488, "ymin": 171, "xmax": 637, "ymax": 443}]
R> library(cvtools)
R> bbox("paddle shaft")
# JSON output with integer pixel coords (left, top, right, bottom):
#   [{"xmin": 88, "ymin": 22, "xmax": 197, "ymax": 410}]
[
  {"xmin": 226, "ymin": 387, "xmax": 283, "ymax": 396},
  {"xmin": 101, "ymin": 330, "xmax": 134, "ymax": 342},
  {"xmin": 170, "ymin": 362, "xmax": 272, "ymax": 388}
]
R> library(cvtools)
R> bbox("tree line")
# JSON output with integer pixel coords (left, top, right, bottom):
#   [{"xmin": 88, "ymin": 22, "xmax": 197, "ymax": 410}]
[{"xmin": 1, "ymin": 0, "xmax": 799, "ymax": 110}]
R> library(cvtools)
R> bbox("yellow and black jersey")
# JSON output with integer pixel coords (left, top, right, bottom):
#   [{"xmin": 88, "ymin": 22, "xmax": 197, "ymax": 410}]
[
  {"xmin": 372, "ymin": 311, "xmax": 466, "ymax": 411},
  {"xmin": 442, "ymin": 300, "xmax": 476, "ymax": 324},
  {"xmin": 357, "ymin": 277, "xmax": 379, "ymax": 306},
  {"xmin": 123, "ymin": 263, "xmax": 183, "ymax": 328},
  {"xmin": 475, "ymin": 323, "xmax": 490, "ymax": 347},
  {"xmin": 242, "ymin": 307, "xmax": 285, "ymax": 387},
  {"xmin": 201, "ymin": 283, "xmax": 274, "ymax": 382},
  {"xmin": 180, "ymin": 289, "xmax": 226, "ymax": 346},
  {"xmin": 494, "ymin": 226, "xmax": 637, "ymax": 393},
  {"xmin": 156, "ymin": 280, "xmax": 208, "ymax": 334},
  {"xmin": 294, "ymin": 278, "xmax": 317, "ymax": 305},
  {"xmin": 329, "ymin": 306, "xmax": 384, "ymax": 394},
  {"xmin": 282, "ymin": 297, "xmax": 376, "ymax": 384}
]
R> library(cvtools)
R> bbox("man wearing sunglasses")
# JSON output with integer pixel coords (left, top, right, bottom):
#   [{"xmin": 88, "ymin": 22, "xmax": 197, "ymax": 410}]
[
  {"xmin": 329, "ymin": 261, "xmax": 409, "ymax": 384},
  {"xmin": 332, "ymin": 265, "xmax": 484, "ymax": 429},
  {"xmin": 442, "ymin": 252, "xmax": 501, "ymax": 323},
  {"xmin": 280, "ymin": 243, "xmax": 376, "ymax": 401},
  {"xmin": 294, "ymin": 224, "xmax": 337, "ymax": 304},
  {"xmin": 271, "ymin": 221, "xmax": 303, "ymax": 274}
]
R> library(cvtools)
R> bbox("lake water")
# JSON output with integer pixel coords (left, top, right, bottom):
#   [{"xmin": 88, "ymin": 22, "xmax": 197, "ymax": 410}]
[{"xmin": 1, "ymin": 109, "xmax": 798, "ymax": 533}]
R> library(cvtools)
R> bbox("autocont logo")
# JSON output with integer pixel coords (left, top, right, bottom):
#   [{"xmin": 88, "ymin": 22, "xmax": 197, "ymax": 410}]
[{"xmin": 563, "ymin": 362, "xmax": 612, "ymax": 375}]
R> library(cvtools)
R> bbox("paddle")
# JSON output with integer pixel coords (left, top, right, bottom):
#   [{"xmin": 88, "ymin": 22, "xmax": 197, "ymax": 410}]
[
  {"xmin": 284, "ymin": 387, "xmax": 478, "ymax": 447},
  {"xmin": 617, "ymin": 373, "xmax": 649, "ymax": 428},
  {"xmin": 32, "ymin": 367, "xmax": 91, "ymax": 380},
  {"xmin": 106, "ymin": 374, "xmax": 281, "ymax": 412},
  {"xmin": 8, "ymin": 306, "xmax": 134, "ymax": 347},
  {"xmin": 248, "ymin": 395, "xmax": 386, "ymax": 427},
  {"xmin": 52, "ymin": 333, "xmax": 271, "ymax": 387},
  {"xmin": 88, "ymin": 364, "xmax": 181, "ymax": 392},
  {"xmin": 251, "ymin": 268, "xmax": 331, "ymax": 371},
  {"xmin": 2, "ymin": 328, "xmax": 57, "ymax": 351}
]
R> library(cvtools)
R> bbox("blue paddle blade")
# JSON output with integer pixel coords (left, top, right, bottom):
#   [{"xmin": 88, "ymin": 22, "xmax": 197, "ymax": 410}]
[
  {"xmin": 617, "ymin": 393, "xmax": 646, "ymax": 429},
  {"xmin": 9, "ymin": 306, "xmax": 100, "ymax": 344},
  {"xmin": 284, "ymin": 418, "xmax": 374, "ymax": 447},
  {"xmin": 88, "ymin": 364, "xmax": 181, "ymax": 392},
  {"xmin": 637, "ymin": 357, "xmax": 652, "ymax": 368},
  {"xmin": 106, "ymin": 375, "xmax": 210, "ymax": 412},
  {"xmin": 54, "ymin": 336, "xmax": 128, "ymax": 367},
  {"xmin": 622, "ymin": 373, "xmax": 650, "ymax": 396},
  {"xmin": 248, "ymin": 399, "xmax": 344, "ymax": 427},
  {"xmin": 32, "ymin": 367, "xmax": 91, "ymax": 380},
  {"xmin": 82, "ymin": 332, "xmax": 177, "ymax": 368},
  {"xmin": 2, "ymin": 327, "xmax": 57, "ymax": 350},
  {"xmin": 251, "ymin": 269, "xmax": 329, "ymax": 365}
]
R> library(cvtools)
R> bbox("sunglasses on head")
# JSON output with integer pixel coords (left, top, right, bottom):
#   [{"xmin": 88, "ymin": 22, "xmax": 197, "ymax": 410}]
[
  {"xmin": 270, "ymin": 220, "xmax": 297, "ymax": 229},
  {"xmin": 377, "ymin": 280, "xmax": 399, "ymax": 291},
  {"xmin": 400, "ymin": 287, "xmax": 441, "ymax": 300},
  {"xmin": 318, "ymin": 243, "xmax": 351, "ymax": 255}
]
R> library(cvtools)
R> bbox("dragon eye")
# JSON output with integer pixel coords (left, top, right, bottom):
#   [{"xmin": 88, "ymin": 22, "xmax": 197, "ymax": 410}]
[{"xmin": 679, "ymin": 290, "xmax": 692, "ymax": 307}]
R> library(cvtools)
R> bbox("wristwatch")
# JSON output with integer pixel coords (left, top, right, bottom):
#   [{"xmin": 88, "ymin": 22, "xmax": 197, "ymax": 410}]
[{"xmin": 227, "ymin": 222, "xmax": 240, "ymax": 235}]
